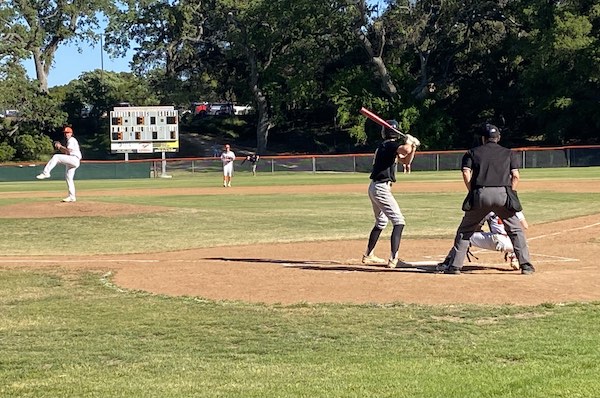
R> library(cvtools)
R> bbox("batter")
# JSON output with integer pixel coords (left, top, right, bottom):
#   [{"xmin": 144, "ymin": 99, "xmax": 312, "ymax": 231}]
[{"xmin": 362, "ymin": 120, "xmax": 415, "ymax": 268}]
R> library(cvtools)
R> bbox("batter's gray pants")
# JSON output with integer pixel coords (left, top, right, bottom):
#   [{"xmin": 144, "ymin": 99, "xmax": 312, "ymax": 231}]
[
  {"xmin": 368, "ymin": 181, "xmax": 405, "ymax": 229},
  {"xmin": 448, "ymin": 187, "xmax": 531, "ymax": 269}
]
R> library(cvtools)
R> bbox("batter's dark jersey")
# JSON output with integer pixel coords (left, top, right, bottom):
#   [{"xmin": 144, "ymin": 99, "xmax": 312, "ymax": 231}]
[
  {"xmin": 370, "ymin": 140, "xmax": 402, "ymax": 183},
  {"xmin": 462, "ymin": 142, "xmax": 520, "ymax": 187}
]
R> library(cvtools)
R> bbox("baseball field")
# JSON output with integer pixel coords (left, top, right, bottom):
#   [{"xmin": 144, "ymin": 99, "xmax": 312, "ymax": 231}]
[{"xmin": 1, "ymin": 167, "xmax": 600, "ymax": 397}]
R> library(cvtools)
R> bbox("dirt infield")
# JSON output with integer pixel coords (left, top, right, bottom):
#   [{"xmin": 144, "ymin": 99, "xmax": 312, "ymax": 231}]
[{"xmin": 2, "ymin": 180, "xmax": 600, "ymax": 305}]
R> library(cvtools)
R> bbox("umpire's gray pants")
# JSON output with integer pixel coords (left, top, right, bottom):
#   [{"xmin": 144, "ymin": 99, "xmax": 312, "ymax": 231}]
[{"xmin": 448, "ymin": 187, "xmax": 531, "ymax": 269}]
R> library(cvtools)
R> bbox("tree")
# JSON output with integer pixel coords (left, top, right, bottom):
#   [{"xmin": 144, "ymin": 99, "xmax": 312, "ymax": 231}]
[
  {"xmin": 1, "ymin": 0, "xmax": 114, "ymax": 93},
  {"xmin": 511, "ymin": 0, "xmax": 600, "ymax": 144},
  {"xmin": 0, "ymin": 64, "xmax": 62, "ymax": 161},
  {"xmin": 351, "ymin": 0, "xmax": 400, "ymax": 100},
  {"xmin": 225, "ymin": 0, "xmax": 355, "ymax": 153},
  {"xmin": 105, "ymin": 0, "xmax": 212, "ymax": 78},
  {"xmin": 61, "ymin": 69, "xmax": 161, "ymax": 121}
]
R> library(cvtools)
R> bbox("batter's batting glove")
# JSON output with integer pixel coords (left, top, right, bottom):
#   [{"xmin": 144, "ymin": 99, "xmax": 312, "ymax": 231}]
[{"xmin": 405, "ymin": 134, "xmax": 421, "ymax": 147}]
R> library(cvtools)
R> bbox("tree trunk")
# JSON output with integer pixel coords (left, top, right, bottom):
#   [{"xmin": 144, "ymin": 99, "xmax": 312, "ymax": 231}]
[
  {"xmin": 353, "ymin": 2, "xmax": 399, "ymax": 101},
  {"xmin": 255, "ymin": 96, "xmax": 270, "ymax": 154},
  {"xmin": 245, "ymin": 40, "xmax": 271, "ymax": 154},
  {"xmin": 227, "ymin": 12, "xmax": 273, "ymax": 154},
  {"xmin": 32, "ymin": 50, "xmax": 49, "ymax": 94}
]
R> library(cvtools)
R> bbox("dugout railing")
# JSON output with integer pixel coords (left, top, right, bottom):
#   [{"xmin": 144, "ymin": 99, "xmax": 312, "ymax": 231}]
[{"xmin": 1, "ymin": 145, "xmax": 599, "ymax": 181}]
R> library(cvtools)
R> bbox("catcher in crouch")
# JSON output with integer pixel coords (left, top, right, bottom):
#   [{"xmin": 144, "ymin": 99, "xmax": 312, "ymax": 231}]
[
  {"xmin": 468, "ymin": 211, "xmax": 528, "ymax": 270},
  {"xmin": 362, "ymin": 120, "xmax": 420, "ymax": 269}
]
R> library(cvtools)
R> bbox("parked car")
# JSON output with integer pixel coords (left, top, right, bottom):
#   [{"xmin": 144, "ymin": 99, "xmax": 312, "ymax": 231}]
[
  {"xmin": 233, "ymin": 105, "xmax": 254, "ymax": 115},
  {"xmin": 191, "ymin": 102, "xmax": 209, "ymax": 115},
  {"xmin": 207, "ymin": 102, "xmax": 234, "ymax": 116}
]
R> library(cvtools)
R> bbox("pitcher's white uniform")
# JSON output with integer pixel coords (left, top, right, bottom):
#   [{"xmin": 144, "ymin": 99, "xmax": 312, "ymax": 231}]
[{"xmin": 36, "ymin": 126, "xmax": 82, "ymax": 202}]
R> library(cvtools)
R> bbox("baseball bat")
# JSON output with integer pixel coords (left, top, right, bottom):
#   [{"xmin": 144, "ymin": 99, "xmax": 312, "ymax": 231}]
[{"xmin": 359, "ymin": 107, "xmax": 407, "ymax": 139}]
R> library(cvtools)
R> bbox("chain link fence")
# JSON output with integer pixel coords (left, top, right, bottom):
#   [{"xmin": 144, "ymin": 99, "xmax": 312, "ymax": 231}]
[
  {"xmin": 2, "ymin": 145, "xmax": 599, "ymax": 181},
  {"xmin": 151, "ymin": 145, "xmax": 600, "ymax": 177}
]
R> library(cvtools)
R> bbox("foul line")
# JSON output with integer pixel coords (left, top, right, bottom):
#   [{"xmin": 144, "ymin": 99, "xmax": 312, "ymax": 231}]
[
  {"xmin": 528, "ymin": 221, "xmax": 600, "ymax": 241},
  {"xmin": 0, "ymin": 259, "xmax": 159, "ymax": 263}
]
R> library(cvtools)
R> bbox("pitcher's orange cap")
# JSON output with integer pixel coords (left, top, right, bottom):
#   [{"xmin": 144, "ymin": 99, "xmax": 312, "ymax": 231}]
[{"xmin": 63, "ymin": 126, "xmax": 73, "ymax": 134}]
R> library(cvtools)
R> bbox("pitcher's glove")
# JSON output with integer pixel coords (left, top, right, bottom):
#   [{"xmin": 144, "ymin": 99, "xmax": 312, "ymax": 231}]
[{"xmin": 54, "ymin": 141, "xmax": 62, "ymax": 149}]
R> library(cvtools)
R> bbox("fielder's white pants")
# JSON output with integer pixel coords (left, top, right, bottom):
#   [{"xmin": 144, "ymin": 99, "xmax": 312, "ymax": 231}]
[
  {"xmin": 223, "ymin": 162, "xmax": 234, "ymax": 176},
  {"xmin": 44, "ymin": 154, "xmax": 80, "ymax": 198}
]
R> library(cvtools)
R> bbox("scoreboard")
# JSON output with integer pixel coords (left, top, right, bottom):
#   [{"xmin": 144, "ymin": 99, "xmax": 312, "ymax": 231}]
[{"xmin": 109, "ymin": 106, "xmax": 179, "ymax": 153}]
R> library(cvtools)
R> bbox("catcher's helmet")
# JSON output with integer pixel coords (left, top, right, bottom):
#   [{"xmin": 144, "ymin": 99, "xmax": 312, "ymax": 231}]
[{"xmin": 381, "ymin": 119, "xmax": 402, "ymax": 139}]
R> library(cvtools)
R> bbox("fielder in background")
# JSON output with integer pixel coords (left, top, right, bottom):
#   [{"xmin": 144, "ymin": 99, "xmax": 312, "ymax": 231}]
[
  {"xmin": 399, "ymin": 135, "xmax": 420, "ymax": 174},
  {"xmin": 241, "ymin": 153, "xmax": 259, "ymax": 176},
  {"xmin": 437, "ymin": 124, "xmax": 535, "ymax": 275},
  {"xmin": 362, "ymin": 120, "xmax": 416, "ymax": 269},
  {"xmin": 35, "ymin": 126, "xmax": 82, "ymax": 203},
  {"xmin": 220, "ymin": 143, "xmax": 236, "ymax": 187},
  {"xmin": 462, "ymin": 211, "xmax": 528, "ymax": 269}
]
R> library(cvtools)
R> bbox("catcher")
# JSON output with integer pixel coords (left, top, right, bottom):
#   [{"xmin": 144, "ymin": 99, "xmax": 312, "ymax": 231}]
[{"xmin": 469, "ymin": 211, "xmax": 528, "ymax": 270}]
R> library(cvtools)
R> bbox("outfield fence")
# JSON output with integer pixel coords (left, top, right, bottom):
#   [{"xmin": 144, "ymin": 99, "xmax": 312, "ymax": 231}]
[
  {"xmin": 1, "ymin": 145, "xmax": 600, "ymax": 181},
  {"xmin": 152, "ymin": 144, "xmax": 600, "ymax": 177}
]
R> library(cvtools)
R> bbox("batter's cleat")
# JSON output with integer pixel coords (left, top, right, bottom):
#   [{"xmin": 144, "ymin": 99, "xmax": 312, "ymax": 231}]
[
  {"xmin": 387, "ymin": 258, "xmax": 407, "ymax": 269},
  {"xmin": 61, "ymin": 196, "xmax": 76, "ymax": 202},
  {"xmin": 520, "ymin": 263, "xmax": 535, "ymax": 275},
  {"xmin": 36, "ymin": 172, "xmax": 50, "ymax": 179},
  {"xmin": 362, "ymin": 254, "xmax": 386, "ymax": 265}
]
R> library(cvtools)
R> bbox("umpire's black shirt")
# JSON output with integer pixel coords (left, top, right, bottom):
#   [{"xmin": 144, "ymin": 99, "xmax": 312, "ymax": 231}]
[{"xmin": 462, "ymin": 142, "xmax": 519, "ymax": 188}]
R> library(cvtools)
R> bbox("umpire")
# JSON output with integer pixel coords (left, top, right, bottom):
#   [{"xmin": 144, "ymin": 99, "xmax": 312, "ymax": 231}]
[{"xmin": 437, "ymin": 124, "xmax": 535, "ymax": 275}]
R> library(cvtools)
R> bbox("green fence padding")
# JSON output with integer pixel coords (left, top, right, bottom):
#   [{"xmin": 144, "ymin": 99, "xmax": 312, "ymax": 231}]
[{"xmin": 0, "ymin": 162, "xmax": 150, "ymax": 182}]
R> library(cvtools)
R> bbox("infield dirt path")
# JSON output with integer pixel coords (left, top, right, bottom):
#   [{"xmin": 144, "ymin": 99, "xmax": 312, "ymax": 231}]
[{"xmin": 2, "ymin": 179, "xmax": 600, "ymax": 305}]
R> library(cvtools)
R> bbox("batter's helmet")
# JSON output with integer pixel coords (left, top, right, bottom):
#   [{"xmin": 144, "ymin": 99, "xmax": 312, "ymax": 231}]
[
  {"xmin": 381, "ymin": 120, "xmax": 402, "ymax": 139},
  {"xmin": 481, "ymin": 123, "xmax": 500, "ymax": 139}
]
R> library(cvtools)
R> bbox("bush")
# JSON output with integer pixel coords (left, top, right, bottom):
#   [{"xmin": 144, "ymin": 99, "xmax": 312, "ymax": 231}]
[
  {"xmin": 14, "ymin": 134, "xmax": 54, "ymax": 161},
  {"xmin": 0, "ymin": 141, "xmax": 17, "ymax": 162}
]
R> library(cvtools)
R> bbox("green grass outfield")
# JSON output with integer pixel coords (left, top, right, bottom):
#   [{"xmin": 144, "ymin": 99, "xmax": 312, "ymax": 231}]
[{"xmin": 1, "ymin": 168, "xmax": 600, "ymax": 397}]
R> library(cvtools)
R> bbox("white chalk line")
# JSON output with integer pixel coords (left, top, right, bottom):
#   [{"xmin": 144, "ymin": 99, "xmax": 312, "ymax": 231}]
[
  {"xmin": 0, "ymin": 259, "xmax": 159, "ymax": 264},
  {"xmin": 528, "ymin": 221, "xmax": 600, "ymax": 241},
  {"xmin": 422, "ymin": 219, "xmax": 600, "ymax": 266}
]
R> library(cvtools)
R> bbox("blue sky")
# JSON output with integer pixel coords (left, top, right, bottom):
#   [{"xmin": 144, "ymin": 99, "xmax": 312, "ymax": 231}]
[
  {"xmin": 25, "ymin": 0, "xmax": 386, "ymax": 88},
  {"xmin": 24, "ymin": 39, "xmax": 133, "ymax": 88}
]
